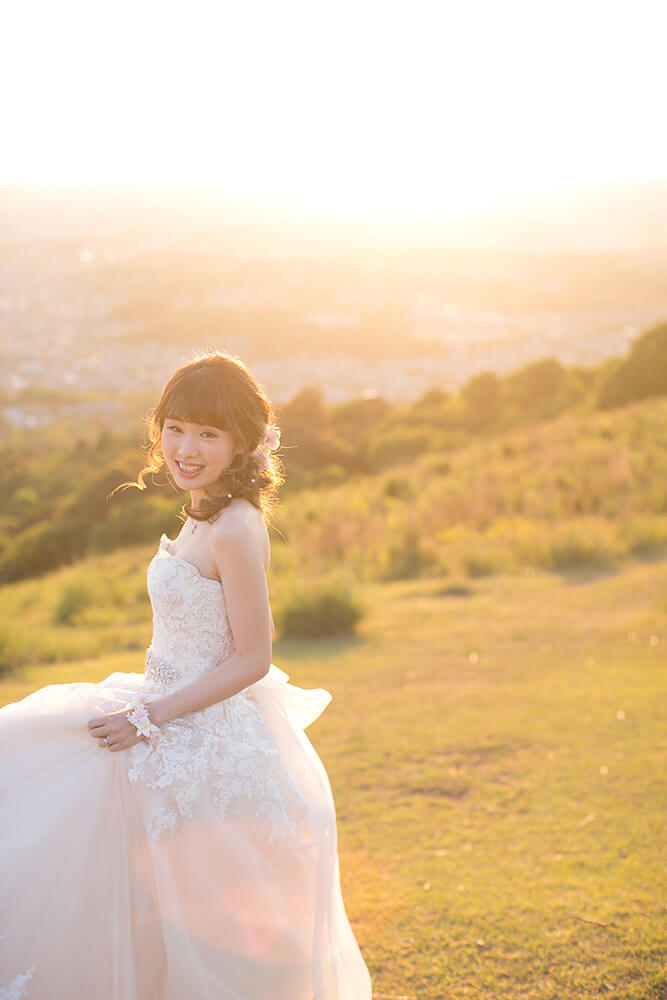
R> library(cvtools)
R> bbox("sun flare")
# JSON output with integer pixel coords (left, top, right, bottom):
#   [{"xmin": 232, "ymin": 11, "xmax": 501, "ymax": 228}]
[{"xmin": 2, "ymin": 0, "xmax": 665, "ymax": 224}]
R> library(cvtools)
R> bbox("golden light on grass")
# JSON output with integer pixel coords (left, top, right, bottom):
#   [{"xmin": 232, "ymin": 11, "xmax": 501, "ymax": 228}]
[{"xmin": 2, "ymin": 549, "xmax": 666, "ymax": 997}]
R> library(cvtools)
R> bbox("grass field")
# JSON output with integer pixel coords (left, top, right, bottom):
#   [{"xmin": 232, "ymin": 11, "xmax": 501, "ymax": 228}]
[{"xmin": 1, "ymin": 554, "xmax": 665, "ymax": 999}]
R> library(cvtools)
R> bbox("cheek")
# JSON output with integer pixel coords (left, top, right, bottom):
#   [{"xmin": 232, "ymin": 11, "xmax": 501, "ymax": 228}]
[
  {"xmin": 161, "ymin": 433, "xmax": 175, "ymax": 455},
  {"xmin": 207, "ymin": 439, "xmax": 236, "ymax": 467},
  {"xmin": 221, "ymin": 436, "xmax": 238, "ymax": 463}
]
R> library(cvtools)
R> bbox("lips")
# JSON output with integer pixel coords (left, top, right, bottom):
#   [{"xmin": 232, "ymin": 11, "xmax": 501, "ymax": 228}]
[{"xmin": 175, "ymin": 460, "xmax": 205, "ymax": 476}]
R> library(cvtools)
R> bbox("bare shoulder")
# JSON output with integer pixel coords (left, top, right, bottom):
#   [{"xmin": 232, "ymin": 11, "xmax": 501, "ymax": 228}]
[{"xmin": 209, "ymin": 499, "xmax": 270, "ymax": 570}]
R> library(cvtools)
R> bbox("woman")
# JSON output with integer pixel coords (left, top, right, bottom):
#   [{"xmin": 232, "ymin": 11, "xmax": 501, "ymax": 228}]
[{"xmin": 0, "ymin": 351, "xmax": 372, "ymax": 1000}]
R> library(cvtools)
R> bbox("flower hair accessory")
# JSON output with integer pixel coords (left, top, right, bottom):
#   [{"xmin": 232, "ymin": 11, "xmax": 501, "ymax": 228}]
[
  {"xmin": 253, "ymin": 423, "xmax": 280, "ymax": 454},
  {"xmin": 250, "ymin": 423, "xmax": 281, "ymax": 470},
  {"xmin": 125, "ymin": 696, "xmax": 160, "ymax": 741}
]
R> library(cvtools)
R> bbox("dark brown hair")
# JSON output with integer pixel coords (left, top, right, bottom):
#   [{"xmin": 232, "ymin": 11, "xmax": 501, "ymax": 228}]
[{"xmin": 116, "ymin": 350, "xmax": 283, "ymax": 524}]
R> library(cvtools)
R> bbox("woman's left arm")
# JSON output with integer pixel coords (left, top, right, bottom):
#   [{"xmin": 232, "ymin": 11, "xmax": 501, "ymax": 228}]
[{"xmin": 147, "ymin": 517, "xmax": 272, "ymax": 727}]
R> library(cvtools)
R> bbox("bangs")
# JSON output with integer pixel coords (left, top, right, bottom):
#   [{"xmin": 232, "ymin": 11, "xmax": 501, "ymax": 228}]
[
  {"xmin": 158, "ymin": 370, "xmax": 233, "ymax": 432},
  {"xmin": 133, "ymin": 350, "xmax": 281, "ymax": 521}
]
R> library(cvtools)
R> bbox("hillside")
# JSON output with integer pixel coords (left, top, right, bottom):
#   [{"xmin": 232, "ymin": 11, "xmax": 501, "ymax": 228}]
[
  {"xmin": 1, "ymin": 322, "xmax": 665, "ymax": 999},
  {"xmin": 1, "ymin": 324, "xmax": 666, "ymax": 586}
]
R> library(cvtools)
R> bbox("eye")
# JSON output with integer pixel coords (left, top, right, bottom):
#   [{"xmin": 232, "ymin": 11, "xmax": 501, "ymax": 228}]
[
  {"xmin": 201, "ymin": 431, "xmax": 218, "ymax": 438},
  {"xmin": 166, "ymin": 425, "xmax": 182, "ymax": 433}
]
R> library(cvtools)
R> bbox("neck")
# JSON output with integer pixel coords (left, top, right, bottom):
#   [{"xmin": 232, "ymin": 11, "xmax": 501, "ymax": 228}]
[{"xmin": 189, "ymin": 488, "xmax": 206, "ymax": 510}]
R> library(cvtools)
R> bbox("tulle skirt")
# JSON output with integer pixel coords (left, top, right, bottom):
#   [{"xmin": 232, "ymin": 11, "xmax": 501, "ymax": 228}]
[{"xmin": 0, "ymin": 666, "xmax": 372, "ymax": 1000}]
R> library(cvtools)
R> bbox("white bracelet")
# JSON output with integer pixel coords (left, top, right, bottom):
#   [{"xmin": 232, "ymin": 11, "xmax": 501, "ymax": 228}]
[{"xmin": 125, "ymin": 696, "xmax": 160, "ymax": 741}]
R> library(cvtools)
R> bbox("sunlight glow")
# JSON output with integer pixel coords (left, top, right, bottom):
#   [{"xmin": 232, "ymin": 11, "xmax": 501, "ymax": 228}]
[{"xmin": 2, "ymin": 0, "xmax": 665, "ymax": 223}]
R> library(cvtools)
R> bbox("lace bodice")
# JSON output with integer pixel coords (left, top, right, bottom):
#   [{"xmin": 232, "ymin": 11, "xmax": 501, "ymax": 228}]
[
  {"xmin": 116, "ymin": 534, "xmax": 307, "ymax": 845},
  {"xmin": 145, "ymin": 534, "xmax": 234, "ymax": 681}
]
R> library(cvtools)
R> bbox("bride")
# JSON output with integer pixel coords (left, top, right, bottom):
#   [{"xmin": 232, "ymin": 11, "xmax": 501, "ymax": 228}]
[{"xmin": 0, "ymin": 350, "xmax": 372, "ymax": 1000}]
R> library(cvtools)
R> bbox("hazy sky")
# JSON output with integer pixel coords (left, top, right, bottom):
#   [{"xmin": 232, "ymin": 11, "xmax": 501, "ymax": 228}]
[{"xmin": 2, "ymin": 0, "xmax": 665, "ymax": 224}]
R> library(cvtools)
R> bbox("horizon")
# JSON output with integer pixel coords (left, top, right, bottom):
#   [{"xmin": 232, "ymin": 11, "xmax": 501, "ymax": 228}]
[{"xmin": 2, "ymin": 177, "xmax": 667, "ymax": 251}]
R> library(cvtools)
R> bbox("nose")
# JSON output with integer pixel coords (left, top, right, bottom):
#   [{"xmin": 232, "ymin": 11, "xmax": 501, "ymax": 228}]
[{"xmin": 175, "ymin": 434, "xmax": 201, "ymax": 458}]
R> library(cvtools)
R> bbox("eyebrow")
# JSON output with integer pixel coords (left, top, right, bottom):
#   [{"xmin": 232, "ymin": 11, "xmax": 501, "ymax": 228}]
[{"xmin": 166, "ymin": 419, "xmax": 219, "ymax": 430}]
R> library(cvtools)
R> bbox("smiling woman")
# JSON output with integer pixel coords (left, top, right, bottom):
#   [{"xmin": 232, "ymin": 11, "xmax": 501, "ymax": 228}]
[
  {"xmin": 116, "ymin": 351, "xmax": 285, "ymax": 526},
  {"xmin": 0, "ymin": 349, "xmax": 372, "ymax": 1000},
  {"xmin": 163, "ymin": 420, "xmax": 237, "ymax": 480}
]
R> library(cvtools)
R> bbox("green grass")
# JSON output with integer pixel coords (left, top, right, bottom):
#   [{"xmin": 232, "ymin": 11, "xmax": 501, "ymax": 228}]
[
  {"xmin": 1, "ymin": 554, "xmax": 665, "ymax": 998},
  {"xmin": 0, "ymin": 544, "xmax": 153, "ymax": 673},
  {"xmin": 270, "ymin": 397, "xmax": 667, "ymax": 584}
]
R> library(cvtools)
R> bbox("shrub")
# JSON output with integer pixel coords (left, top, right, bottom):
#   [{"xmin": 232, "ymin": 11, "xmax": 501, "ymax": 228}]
[
  {"xmin": 461, "ymin": 551, "xmax": 499, "ymax": 578},
  {"xmin": 383, "ymin": 475, "xmax": 415, "ymax": 500},
  {"xmin": 276, "ymin": 574, "xmax": 365, "ymax": 638},
  {"xmin": 365, "ymin": 425, "xmax": 435, "ymax": 471},
  {"xmin": 486, "ymin": 517, "xmax": 547, "ymax": 565},
  {"xmin": 0, "ymin": 627, "xmax": 18, "ymax": 675},
  {"xmin": 461, "ymin": 371, "xmax": 504, "ymax": 430},
  {"xmin": 376, "ymin": 521, "xmax": 435, "ymax": 580},
  {"xmin": 619, "ymin": 515, "xmax": 667, "ymax": 557},
  {"xmin": 54, "ymin": 579, "xmax": 96, "ymax": 625},
  {"xmin": 539, "ymin": 520, "xmax": 618, "ymax": 571},
  {"xmin": 598, "ymin": 323, "xmax": 667, "ymax": 409},
  {"xmin": 505, "ymin": 358, "xmax": 566, "ymax": 411}
]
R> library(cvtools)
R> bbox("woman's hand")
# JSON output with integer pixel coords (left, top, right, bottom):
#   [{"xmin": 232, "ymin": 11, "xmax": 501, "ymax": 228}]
[{"xmin": 87, "ymin": 708, "xmax": 144, "ymax": 752}]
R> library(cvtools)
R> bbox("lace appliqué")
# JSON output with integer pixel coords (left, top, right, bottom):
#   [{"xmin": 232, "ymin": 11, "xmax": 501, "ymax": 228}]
[
  {"xmin": 0, "ymin": 969, "xmax": 35, "ymax": 1000},
  {"xmin": 128, "ymin": 548, "xmax": 308, "ymax": 846},
  {"xmin": 127, "ymin": 691, "xmax": 307, "ymax": 845},
  {"xmin": 0, "ymin": 910, "xmax": 34, "ymax": 1000}
]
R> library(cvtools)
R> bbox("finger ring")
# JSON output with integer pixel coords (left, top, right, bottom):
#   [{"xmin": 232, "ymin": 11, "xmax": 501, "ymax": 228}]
[{"xmin": 103, "ymin": 737, "xmax": 109, "ymax": 746}]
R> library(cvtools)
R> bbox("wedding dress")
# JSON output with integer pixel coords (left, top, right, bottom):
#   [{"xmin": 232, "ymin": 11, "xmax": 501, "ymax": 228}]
[{"xmin": 0, "ymin": 534, "xmax": 372, "ymax": 1000}]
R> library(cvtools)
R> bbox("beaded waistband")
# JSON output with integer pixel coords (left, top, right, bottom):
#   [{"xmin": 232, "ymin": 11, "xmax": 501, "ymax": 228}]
[{"xmin": 144, "ymin": 647, "xmax": 181, "ymax": 686}]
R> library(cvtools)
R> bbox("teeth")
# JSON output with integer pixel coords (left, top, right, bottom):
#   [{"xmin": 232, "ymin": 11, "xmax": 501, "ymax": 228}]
[{"xmin": 177, "ymin": 461, "xmax": 204, "ymax": 472}]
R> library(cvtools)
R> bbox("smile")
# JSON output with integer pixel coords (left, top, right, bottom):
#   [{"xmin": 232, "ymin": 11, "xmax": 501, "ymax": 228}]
[{"xmin": 175, "ymin": 460, "xmax": 205, "ymax": 475}]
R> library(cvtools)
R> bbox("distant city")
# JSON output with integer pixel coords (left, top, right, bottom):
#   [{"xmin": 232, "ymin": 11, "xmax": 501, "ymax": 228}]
[{"xmin": 2, "ymin": 186, "xmax": 666, "ymax": 431}]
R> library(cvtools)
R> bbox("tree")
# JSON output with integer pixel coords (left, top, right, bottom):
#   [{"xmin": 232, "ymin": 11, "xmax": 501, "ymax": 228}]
[
  {"xmin": 505, "ymin": 358, "xmax": 565, "ymax": 412},
  {"xmin": 461, "ymin": 371, "xmax": 503, "ymax": 430},
  {"xmin": 598, "ymin": 323, "xmax": 667, "ymax": 408}
]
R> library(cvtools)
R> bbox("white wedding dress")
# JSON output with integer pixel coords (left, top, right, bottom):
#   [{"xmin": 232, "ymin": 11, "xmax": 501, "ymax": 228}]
[{"xmin": 0, "ymin": 534, "xmax": 372, "ymax": 1000}]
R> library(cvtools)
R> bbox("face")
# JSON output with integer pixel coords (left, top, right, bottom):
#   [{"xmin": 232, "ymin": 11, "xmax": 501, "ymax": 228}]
[{"xmin": 161, "ymin": 417, "xmax": 238, "ymax": 495}]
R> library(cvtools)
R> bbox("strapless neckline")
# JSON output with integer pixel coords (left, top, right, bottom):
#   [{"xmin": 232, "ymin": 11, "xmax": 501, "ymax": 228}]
[{"xmin": 158, "ymin": 533, "xmax": 222, "ymax": 586}]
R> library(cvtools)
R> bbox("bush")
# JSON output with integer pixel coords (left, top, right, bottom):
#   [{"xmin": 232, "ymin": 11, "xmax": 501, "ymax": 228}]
[
  {"xmin": 276, "ymin": 575, "xmax": 365, "ymax": 638},
  {"xmin": 53, "ymin": 579, "xmax": 96, "ymax": 625},
  {"xmin": 619, "ymin": 515, "xmax": 667, "ymax": 557},
  {"xmin": 0, "ymin": 626, "xmax": 18, "ymax": 675},
  {"xmin": 383, "ymin": 475, "xmax": 415, "ymax": 500},
  {"xmin": 598, "ymin": 323, "xmax": 667, "ymax": 409},
  {"xmin": 461, "ymin": 371, "xmax": 503, "ymax": 430},
  {"xmin": 365, "ymin": 425, "xmax": 435, "ymax": 471},
  {"xmin": 461, "ymin": 551, "xmax": 499, "ymax": 578},
  {"xmin": 376, "ymin": 521, "xmax": 435, "ymax": 580},
  {"xmin": 539, "ymin": 520, "xmax": 618, "ymax": 571},
  {"xmin": 505, "ymin": 358, "xmax": 566, "ymax": 410}
]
